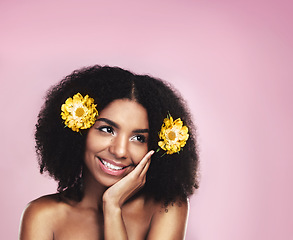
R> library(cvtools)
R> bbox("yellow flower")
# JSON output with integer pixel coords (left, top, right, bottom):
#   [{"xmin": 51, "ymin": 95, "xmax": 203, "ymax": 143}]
[
  {"xmin": 158, "ymin": 114, "xmax": 189, "ymax": 154},
  {"xmin": 61, "ymin": 93, "xmax": 98, "ymax": 132}
]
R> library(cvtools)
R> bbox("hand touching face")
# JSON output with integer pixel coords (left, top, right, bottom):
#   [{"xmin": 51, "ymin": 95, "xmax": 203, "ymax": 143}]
[{"xmin": 84, "ymin": 99, "xmax": 149, "ymax": 187}]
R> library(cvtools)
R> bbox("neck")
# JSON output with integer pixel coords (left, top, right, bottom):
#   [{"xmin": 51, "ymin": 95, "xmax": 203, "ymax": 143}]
[{"xmin": 80, "ymin": 168, "xmax": 107, "ymax": 210}]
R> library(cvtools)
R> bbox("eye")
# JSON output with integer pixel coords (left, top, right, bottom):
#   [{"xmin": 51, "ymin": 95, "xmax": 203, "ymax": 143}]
[
  {"xmin": 98, "ymin": 126, "xmax": 114, "ymax": 135},
  {"xmin": 130, "ymin": 135, "xmax": 147, "ymax": 143}
]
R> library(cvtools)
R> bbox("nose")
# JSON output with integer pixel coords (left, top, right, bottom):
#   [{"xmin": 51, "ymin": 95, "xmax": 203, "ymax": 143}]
[{"xmin": 109, "ymin": 134, "xmax": 128, "ymax": 159}]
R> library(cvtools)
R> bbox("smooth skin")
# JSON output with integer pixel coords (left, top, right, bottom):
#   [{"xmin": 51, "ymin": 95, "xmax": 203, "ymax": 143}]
[{"xmin": 19, "ymin": 99, "xmax": 188, "ymax": 240}]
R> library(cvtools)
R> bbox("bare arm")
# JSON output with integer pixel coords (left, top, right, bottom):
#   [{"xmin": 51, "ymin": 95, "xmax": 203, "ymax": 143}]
[
  {"xmin": 19, "ymin": 198, "xmax": 55, "ymax": 240},
  {"xmin": 147, "ymin": 199, "xmax": 189, "ymax": 240},
  {"xmin": 103, "ymin": 150, "xmax": 154, "ymax": 240}
]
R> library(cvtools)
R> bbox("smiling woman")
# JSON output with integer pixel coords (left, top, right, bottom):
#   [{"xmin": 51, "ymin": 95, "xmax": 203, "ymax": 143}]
[
  {"xmin": 19, "ymin": 65, "xmax": 199, "ymax": 240},
  {"xmin": 84, "ymin": 100, "xmax": 149, "ymax": 187}
]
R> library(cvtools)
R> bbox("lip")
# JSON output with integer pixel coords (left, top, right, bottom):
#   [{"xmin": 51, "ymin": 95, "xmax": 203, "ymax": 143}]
[
  {"xmin": 97, "ymin": 157, "xmax": 129, "ymax": 176},
  {"xmin": 100, "ymin": 158, "xmax": 128, "ymax": 168}
]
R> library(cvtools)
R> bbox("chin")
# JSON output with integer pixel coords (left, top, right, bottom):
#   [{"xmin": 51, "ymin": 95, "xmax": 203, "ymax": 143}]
[{"xmin": 96, "ymin": 174, "xmax": 123, "ymax": 188}]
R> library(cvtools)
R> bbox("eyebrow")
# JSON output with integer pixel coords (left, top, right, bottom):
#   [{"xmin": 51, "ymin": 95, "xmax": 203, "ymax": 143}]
[
  {"xmin": 97, "ymin": 118, "xmax": 149, "ymax": 134},
  {"xmin": 133, "ymin": 129, "xmax": 149, "ymax": 134},
  {"xmin": 97, "ymin": 118, "xmax": 119, "ymax": 128}
]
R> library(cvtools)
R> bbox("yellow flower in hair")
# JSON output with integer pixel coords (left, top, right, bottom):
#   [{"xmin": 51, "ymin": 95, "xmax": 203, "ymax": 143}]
[
  {"xmin": 158, "ymin": 114, "xmax": 189, "ymax": 154},
  {"xmin": 61, "ymin": 93, "xmax": 98, "ymax": 132}
]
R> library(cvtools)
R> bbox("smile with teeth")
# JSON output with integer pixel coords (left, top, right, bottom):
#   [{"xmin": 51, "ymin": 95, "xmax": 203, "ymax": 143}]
[
  {"xmin": 101, "ymin": 159, "xmax": 125, "ymax": 170},
  {"xmin": 97, "ymin": 157, "xmax": 129, "ymax": 176}
]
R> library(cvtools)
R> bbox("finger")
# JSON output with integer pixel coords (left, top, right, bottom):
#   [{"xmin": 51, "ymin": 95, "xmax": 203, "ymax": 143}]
[
  {"xmin": 127, "ymin": 150, "xmax": 154, "ymax": 179},
  {"xmin": 134, "ymin": 150, "xmax": 154, "ymax": 173},
  {"xmin": 140, "ymin": 156, "xmax": 151, "ymax": 177}
]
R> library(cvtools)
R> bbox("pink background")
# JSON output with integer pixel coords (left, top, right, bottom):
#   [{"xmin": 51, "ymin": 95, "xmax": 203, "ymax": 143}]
[{"xmin": 1, "ymin": 0, "xmax": 293, "ymax": 239}]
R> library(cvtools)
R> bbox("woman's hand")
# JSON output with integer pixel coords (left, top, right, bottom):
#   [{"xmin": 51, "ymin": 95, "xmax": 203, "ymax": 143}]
[
  {"xmin": 102, "ymin": 150, "xmax": 154, "ymax": 208},
  {"xmin": 102, "ymin": 150, "xmax": 154, "ymax": 240}
]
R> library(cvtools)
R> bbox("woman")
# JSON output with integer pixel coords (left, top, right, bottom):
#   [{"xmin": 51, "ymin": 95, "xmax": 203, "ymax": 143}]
[{"xmin": 19, "ymin": 65, "xmax": 199, "ymax": 239}]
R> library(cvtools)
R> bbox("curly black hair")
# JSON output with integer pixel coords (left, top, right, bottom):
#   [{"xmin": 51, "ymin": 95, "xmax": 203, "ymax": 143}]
[{"xmin": 35, "ymin": 65, "xmax": 199, "ymax": 205}]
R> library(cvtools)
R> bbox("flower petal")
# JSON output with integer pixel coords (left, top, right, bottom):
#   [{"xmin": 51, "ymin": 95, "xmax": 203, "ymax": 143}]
[{"xmin": 61, "ymin": 93, "xmax": 98, "ymax": 132}]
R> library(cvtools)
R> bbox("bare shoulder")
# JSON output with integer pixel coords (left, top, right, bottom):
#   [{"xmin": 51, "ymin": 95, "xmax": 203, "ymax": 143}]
[
  {"xmin": 21, "ymin": 194, "xmax": 63, "ymax": 221},
  {"xmin": 147, "ymin": 198, "xmax": 189, "ymax": 240},
  {"xmin": 157, "ymin": 197, "xmax": 188, "ymax": 217},
  {"xmin": 19, "ymin": 194, "xmax": 64, "ymax": 240}
]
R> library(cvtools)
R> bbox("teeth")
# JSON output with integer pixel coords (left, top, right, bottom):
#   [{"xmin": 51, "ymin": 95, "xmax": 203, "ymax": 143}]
[{"xmin": 101, "ymin": 160, "xmax": 123, "ymax": 170}]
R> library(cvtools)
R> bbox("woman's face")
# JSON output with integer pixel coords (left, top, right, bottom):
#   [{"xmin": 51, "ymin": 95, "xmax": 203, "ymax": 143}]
[{"xmin": 84, "ymin": 99, "xmax": 149, "ymax": 187}]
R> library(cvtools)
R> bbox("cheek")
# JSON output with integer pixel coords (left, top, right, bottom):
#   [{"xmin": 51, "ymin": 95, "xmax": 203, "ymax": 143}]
[
  {"xmin": 85, "ymin": 133, "xmax": 110, "ymax": 154},
  {"xmin": 130, "ymin": 145, "xmax": 149, "ymax": 165}
]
